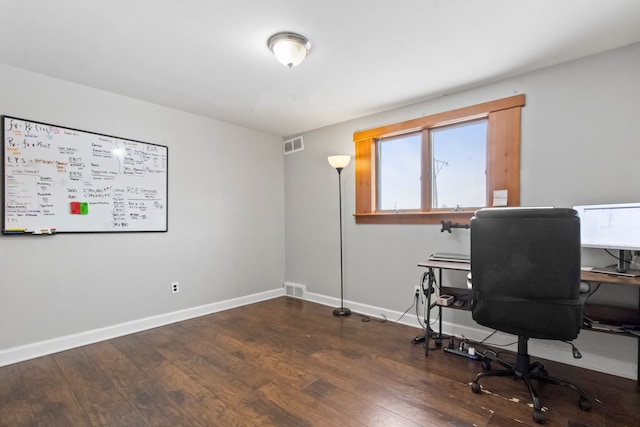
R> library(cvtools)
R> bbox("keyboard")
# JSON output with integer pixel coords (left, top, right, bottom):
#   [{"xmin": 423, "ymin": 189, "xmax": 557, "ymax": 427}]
[{"xmin": 428, "ymin": 253, "xmax": 470, "ymax": 263}]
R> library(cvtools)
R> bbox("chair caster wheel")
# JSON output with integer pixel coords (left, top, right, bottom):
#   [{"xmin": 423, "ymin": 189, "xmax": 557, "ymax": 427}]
[
  {"xmin": 532, "ymin": 409, "xmax": 545, "ymax": 424},
  {"xmin": 579, "ymin": 397, "xmax": 592, "ymax": 411},
  {"xmin": 471, "ymin": 381, "xmax": 481, "ymax": 394}
]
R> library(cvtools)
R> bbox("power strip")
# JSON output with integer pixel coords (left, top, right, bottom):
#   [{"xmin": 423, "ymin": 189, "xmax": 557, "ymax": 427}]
[{"xmin": 443, "ymin": 347, "xmax": 482, "ymax": 360}]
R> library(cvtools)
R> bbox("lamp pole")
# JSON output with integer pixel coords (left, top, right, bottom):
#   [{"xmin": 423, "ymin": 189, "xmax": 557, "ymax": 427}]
[{"xmin": 327, "ymin": 155, "xmax": 352, "ymax": 317}]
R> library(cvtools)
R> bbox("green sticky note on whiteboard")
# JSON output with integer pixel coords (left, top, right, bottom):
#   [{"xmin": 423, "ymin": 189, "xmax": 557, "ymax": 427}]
[{"xmin": 80, "ymin": 202, "xmax": 89, "ymax": 215}]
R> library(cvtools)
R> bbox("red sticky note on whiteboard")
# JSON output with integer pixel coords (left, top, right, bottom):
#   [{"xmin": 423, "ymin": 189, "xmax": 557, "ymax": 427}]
[{"xmin": 70, "ymin": 202, "xmax": 80, "ymax": 214}]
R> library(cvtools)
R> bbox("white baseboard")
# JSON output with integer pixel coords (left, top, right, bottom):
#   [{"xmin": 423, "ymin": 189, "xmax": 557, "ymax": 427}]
[
  {"xmin": 0, "ymin": 288, "xmax": 284, "ymax": 368},
  {"xmin": 304, "ymin": 290, "xmax": 638, "ymax": 381},
  {"xmin": 2, "ymin": 285, "xmax": 636, "ymax": 381}
]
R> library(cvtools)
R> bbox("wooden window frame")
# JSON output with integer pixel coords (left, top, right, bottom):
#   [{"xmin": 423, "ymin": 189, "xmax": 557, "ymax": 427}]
[{"xmin": 353, "ymin": 94, "xmax": 525, "ymax": 224}]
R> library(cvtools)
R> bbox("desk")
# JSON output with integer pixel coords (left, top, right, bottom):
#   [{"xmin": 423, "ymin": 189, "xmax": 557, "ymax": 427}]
[{"xmin": 418, "ymin": 259, "xmax": 640, "ymax": 382}]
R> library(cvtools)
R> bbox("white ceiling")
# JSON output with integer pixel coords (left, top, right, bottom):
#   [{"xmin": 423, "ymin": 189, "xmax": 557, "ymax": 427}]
[{"xmin": 1, "ymin": 1, "xmax": 640, "ymax": 137}]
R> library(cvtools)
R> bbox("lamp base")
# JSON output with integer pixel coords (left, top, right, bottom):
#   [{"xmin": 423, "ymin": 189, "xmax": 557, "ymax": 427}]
[{"xmin": 332, "ymin": 307, "xmax": 352, "ymax": 316}]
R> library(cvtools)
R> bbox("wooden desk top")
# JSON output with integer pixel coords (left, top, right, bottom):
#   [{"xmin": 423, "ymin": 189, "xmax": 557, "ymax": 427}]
[
  {"xmin": 417, "ymin": 259, "xmax": 470, "ymax": 272},
  {"xmin": 581, "ymin": 270, "xmax": 640, "ymax": 287},
  {"xmin": 418, "ymin": 259, "xmax": 640, "ymax": 287}
]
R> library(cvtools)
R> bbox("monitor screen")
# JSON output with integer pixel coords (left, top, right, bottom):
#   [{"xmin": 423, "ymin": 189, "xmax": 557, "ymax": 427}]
[{"xmin": 573, "ymin": 202, "xmax": 640, "ymax": 251}]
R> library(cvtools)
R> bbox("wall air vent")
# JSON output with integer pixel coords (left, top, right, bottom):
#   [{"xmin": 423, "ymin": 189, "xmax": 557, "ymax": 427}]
[
  {"xmin": 283, "ymin": 135, "xmax": 304, "ymax": 155},
  {"xmin": 284, "ymin": 282, "xmax": 306, "ymax": 299}
]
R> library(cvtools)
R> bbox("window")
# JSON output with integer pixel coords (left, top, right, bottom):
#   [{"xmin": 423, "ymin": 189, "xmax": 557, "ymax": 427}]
[
  {"xmin": 377, "ymin": 132, "xmax": 421, "ymax": 211},
  {"xmin": 429, "ymin": 120, "xmax": 487, "ymax": 209},
  {"xmin": 354, "ymin": 95, "xmax": 524, "ymax": 224}
]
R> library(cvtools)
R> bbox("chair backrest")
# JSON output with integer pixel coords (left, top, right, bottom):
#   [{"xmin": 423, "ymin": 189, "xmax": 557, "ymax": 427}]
[{"xmin": 470, "ymin": 207, "xmax": 583, "ymax": 340}]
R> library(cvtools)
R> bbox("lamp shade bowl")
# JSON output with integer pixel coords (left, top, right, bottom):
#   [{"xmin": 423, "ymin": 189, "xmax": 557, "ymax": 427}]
[{"xmin": 327, "ymin": 155, "xmax": 351, "ymax": 170}]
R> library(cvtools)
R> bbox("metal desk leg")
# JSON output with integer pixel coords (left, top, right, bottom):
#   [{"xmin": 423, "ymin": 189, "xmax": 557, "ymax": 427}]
[
  {"xmin": 425, "ymin": 268, "xmax": 440, "ymax": 356},
  {"xmin": 425, "ymin": 268, "xmax": 433, "ymax": 356},
  {"xmin": 438, "ymin": 268, "xmax": 443, "ymax": 343}
]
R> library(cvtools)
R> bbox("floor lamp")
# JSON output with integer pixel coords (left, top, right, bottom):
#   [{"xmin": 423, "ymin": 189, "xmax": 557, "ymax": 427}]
[{"xmin": 327, "ymin": 155, "xmax": 351, "ymax": 316}]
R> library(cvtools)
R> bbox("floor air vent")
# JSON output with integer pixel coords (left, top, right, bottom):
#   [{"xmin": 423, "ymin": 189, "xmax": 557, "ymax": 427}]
[
  {"xmin": 283, "ymin": 136, "xmax": 304, "ymax": 155},
  {"xmin": 284, "ymin": 282, "xmax": 306, "ymax": 299}
]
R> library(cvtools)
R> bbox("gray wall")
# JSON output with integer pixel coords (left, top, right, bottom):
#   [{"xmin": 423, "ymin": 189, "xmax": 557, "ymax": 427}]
[
  {"xmin": 285, "ymin": 43, "xmax": 640, "ymax": 375},
  {"xmin": 1, "ymin": 42, "xmax": 638, "ymax": 378},
  {"xmin": 0, "ymin": 65, "xmax": 285, "ymax": 349}
]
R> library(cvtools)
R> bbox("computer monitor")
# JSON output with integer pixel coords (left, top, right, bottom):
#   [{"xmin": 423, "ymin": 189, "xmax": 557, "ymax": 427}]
[{"xmin": 573, "ymin": 202, "xmax": 640, "ymax": 275}]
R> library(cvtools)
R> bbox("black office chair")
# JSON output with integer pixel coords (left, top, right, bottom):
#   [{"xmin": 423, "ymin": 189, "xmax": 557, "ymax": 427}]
[{"xmin": 469, "ymin": 207, "xmax": 591, "ymax": 424}]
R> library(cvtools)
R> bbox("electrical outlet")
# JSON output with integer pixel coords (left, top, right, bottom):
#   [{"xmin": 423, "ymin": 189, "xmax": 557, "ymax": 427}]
[
  {"xmin": 171, "ymin": 282, "xmax": 180, "ymax": 294},
  {"xmin": 414, "ymin": 285, "xmax": 421, "ymax": 296}
]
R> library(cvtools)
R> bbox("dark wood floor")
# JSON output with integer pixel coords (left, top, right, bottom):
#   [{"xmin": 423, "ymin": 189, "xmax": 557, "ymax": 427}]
[{"xmin": 1, "ymin": 297, "xmax": 638, "ymax": 426}]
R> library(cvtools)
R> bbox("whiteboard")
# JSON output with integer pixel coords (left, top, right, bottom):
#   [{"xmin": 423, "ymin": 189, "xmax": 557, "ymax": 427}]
[{"xmin": 3, "ymin": 116, "xmax": 168, "ymax": 233}]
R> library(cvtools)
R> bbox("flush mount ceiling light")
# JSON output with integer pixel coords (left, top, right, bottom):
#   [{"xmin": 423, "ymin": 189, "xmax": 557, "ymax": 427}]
[{"xmin": 267, "ymin": 32, "xmax": 311, "ymax": 68}]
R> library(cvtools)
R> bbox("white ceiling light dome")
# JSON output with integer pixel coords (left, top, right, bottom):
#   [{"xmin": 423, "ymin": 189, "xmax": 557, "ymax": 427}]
[{"xmin": 267, "ymin": 32, "xmax": 311, "ymax": 68}]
